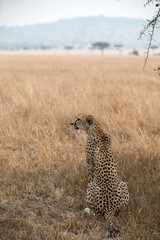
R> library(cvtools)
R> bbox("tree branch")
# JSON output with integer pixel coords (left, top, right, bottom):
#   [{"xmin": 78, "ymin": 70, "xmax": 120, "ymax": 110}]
[
  {"xmin": 139, "ymin": 1, "xmax": 160, "ymax": 68},
  {"xmin": 144, "ymin": 0, "xmax": 154, "ymax": 7}
]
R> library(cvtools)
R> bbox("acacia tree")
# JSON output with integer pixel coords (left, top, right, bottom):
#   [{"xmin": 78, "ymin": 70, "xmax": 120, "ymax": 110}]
[
  {"xmin": 139, "ymin": 1, "xmax": 160, "ymax": 68},
  {"xmin": 65, "ymin": 45, "xmax": 73, "ymax": 51},
  {"xmin": 64, "ymin": 45, "xmax": 74, "ymax": 53},
  {"xmin": 91, "ymin": 42, "xmax": 110, "ymax": 55},
  {"xmin": 151, "ymin": 45, "xmax": 158, "ymax": 54},
  {"xmin": 114, "ymin": 44, "xmax": 123, "ymax": 54}
]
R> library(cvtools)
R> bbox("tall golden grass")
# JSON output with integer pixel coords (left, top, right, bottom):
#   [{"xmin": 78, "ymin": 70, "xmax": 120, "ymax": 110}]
[{"xmin": 0, "ymin": 54, "xmax": 160, "ymax": 239}]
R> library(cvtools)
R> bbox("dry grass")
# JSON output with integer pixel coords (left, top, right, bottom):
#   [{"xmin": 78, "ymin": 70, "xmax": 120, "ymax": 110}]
[{"xmin": 0, "ymin": 54, "xmax": 160, "ymax": 240}]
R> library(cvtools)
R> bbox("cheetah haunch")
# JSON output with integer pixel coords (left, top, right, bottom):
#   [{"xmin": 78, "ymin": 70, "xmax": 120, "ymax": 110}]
[{"xmin": 71, "ymin": 114, "xmax": 129, "ymax": 236}]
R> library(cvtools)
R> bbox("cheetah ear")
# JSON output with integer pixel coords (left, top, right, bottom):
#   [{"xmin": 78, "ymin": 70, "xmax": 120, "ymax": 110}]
[{"xmin": 86, "ymin": 116, "xmax": 93, "ymax": 125}]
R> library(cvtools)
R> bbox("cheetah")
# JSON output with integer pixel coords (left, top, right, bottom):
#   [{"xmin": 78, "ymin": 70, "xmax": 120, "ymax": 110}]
[{"xmin": 71, "ymin": 113, "xmax": 129, "ymax": 235}]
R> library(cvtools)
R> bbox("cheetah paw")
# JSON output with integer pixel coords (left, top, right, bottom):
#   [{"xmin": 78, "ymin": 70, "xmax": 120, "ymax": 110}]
[{"xmin": 84, "ymin": 207, "xmax": 91, "ymax": 215}]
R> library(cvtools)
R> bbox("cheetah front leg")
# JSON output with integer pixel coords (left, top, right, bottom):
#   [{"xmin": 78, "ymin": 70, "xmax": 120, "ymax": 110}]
[
  {"xmin": 84, "ymin": 181, "xmax": 98, "ymax": 216},
  {"xmin": 86, "ymin": 149, "xmax": 95, "ymax": 183}
]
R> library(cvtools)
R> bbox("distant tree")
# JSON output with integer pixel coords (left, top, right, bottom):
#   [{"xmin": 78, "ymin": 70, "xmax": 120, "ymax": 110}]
[
  {"xmin": 41, "ymin": 45, "xmax": 49, "ymax": 50},
  {"xmin": 151, "ymin": 45, "xmax": 158, "ymax": 55},
  {"xmin": 132, "ymin": 50, "xmax": 139, "ymax": 56},
  {"xmin": 65, "ymin": 45, "xmax": 74, "ymax": 53},
  {"xmin": 114, "ymin": 44, "xmax": 123, "ymax": 54},
  {"xmin": 23, "ymin": 46, "xmax": 28, "ymax": 50},
  {"xmin": 91, "ymin": 41, "xmax": 110, "ymax": 55}
]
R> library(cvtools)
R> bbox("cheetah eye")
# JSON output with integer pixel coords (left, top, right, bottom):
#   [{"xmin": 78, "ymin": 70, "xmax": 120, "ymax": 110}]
[{"xmin": 86, "ymin": 117, "xmax": 93, "ymax": 125}]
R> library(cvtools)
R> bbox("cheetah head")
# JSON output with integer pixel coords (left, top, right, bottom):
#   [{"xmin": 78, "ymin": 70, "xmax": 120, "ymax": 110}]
[{"xmin": 71, "ymin": 114, "xmax": 96, "ymax": 134}]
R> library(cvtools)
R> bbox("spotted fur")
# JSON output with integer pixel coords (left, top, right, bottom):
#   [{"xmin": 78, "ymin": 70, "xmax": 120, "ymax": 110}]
[{"xmin": 71, "ymin": 114, "xmax": 129, "ymax": 234}]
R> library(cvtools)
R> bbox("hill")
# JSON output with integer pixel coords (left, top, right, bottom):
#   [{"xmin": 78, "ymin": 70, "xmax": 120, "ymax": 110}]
[{"xmin": 0, "ymin": 15, "xmax": 158, "ymax": 50}]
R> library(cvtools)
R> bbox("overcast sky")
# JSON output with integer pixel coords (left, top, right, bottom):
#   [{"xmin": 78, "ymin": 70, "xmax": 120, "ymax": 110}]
[{"xmin": 0, "ymin": 0, "xmax": 157, "ymax": 26}]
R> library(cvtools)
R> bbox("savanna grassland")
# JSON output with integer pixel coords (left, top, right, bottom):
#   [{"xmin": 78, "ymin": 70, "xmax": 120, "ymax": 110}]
[{"xmin": 0, "ymin": 54, "xmax": 160, "ymax": 240}]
